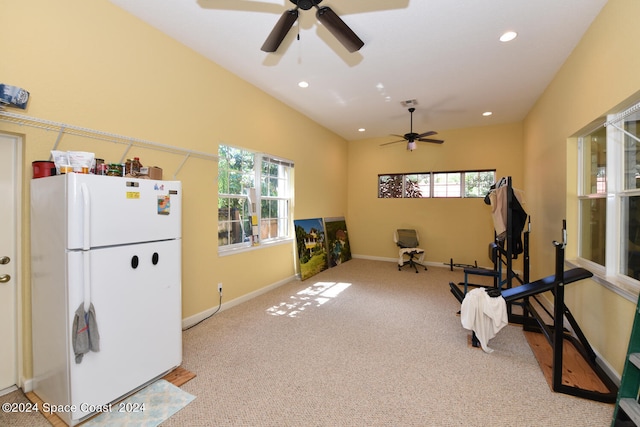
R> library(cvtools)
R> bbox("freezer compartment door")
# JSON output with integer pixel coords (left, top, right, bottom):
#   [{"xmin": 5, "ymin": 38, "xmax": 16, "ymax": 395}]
[
  {"xmin": 65, "ymin": 173, "xmax": 181, "ymax": 249},
  {"xmin": 67, "ymin": 240, "xmax": 182, "ymax": 421}
]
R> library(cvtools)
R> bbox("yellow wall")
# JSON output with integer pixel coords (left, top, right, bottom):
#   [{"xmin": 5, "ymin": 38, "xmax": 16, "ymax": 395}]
[
  {"xmin": 0, "ymin": 0, "xmax": 347, "ymax": 379},
  {"xmin": 4, "ymin": 0, "xmax": 640, "ymax": 383},
  {"xmin": 523, "ymin": 0, "xmax": 640, "ymax": 374},
  {"xmin": 347, "ymin": 122, "xmax": 524, "ymax": 268}
]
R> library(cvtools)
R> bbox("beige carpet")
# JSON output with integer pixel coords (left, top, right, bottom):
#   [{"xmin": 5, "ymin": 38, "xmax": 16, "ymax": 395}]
[{"xmin": 1, "ymin": 259, "xmax": 614, "ymax": 426}]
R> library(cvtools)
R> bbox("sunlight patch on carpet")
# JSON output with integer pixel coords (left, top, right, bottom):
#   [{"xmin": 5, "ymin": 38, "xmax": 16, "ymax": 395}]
[{"xmin": 266, "ymin": 281, "xmax": 352, "ymax": 317}]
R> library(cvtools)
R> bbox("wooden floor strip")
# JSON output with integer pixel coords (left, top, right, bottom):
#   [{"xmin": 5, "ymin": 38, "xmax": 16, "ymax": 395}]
[
  {"xmin": 524, "ymin": 330, "xmax": 610, "ymax": 394},
  {"xmin": 162, "ymin": 366, "xmax": 197, "ymax": 387},
  {"xmin": 26, "ymin": 366, "xmax": 196, "ymax": 426}
]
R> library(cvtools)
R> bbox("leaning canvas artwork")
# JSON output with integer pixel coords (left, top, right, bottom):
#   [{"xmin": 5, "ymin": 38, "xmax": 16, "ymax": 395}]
[
  {"xmin": 324, "ymin": 217, "xmax": 352, "ymax": 268},
  {"xmin": 294, "ymin": 218, "xmax": 328, "ymax": 280}
]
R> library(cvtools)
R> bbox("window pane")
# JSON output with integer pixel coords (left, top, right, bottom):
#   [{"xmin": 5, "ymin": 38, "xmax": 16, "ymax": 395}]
[
  {"xmin": 402, "ymin": 174, "xmax": 430, "ymax": 198},
  {"xmin": 623, "ymin": 112, "xmax": 640, "ymax": 190},
  {"xmin": 622, "ymin": 195, "xmax": 640, "ymax": 279},
  {"xmin": 218, "ymin": 198, "xmax": 250, "ymax": 246},
  {"xmin": 433, "ymin": 172, "xmax": 461, "ymax": 197},
  {"xmin": 378, "ymin": 174, "xmax": 403, "ymax": 198},
  {"xmin": 416, "ymin": 174, "xmax": 430, "ymax": 197},
  {"xmin": 404, "ymin": 174, "xmax": 421, "ymax": 198},
  {"xmin": 218, "ymin": 145, "xmax": 254, "ymax": 248},
  {"xmin": 465, "ymin": 171, "xmax": 495, "ymax": 198},
  {"xmin": 581, "ymin": 127, "xmax": 607, "ymax": 195},
  {"xmin": 260, "ymin": 198, "xmax": 289, "ymax": 239},
  {"xmin": 260, "ymin": 158, "xmax": 291, "ymax": 241},
  {"xmin": 579, "ymin": 198, "xmax": 606, "ymax": 266}
]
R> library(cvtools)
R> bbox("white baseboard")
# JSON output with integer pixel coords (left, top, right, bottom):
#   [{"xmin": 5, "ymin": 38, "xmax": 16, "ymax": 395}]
[
  {"xmin": 182, "ymin": 274, "xmax": 297, "ymax": 330},
  {"xmin": 352, "ymin": 254, "xmax": 489, "ymax": 270},
  {"xmin": 21, "ymin": 377, "xmax": 33, "ymax": 393},
  {"xmin": 352, "ymin": 254, "xmax": 396, "ymax": 263}
]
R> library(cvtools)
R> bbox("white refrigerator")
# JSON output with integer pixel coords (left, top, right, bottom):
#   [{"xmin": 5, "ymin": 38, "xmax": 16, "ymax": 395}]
[{"xmin": 30, "ymin": 173, "xmax": 182, "ymax": 426}]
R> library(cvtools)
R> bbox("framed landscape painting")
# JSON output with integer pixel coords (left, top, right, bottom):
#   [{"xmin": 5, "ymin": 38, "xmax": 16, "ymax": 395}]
[{"xmin": 294, "ymin": 218, "xmax": 328, "ymax": 280}]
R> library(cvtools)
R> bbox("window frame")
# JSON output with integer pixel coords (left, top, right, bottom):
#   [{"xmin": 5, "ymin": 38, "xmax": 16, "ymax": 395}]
[
  {"xmin": 378, "ymin": 169, "xmax": 495, "ymax": 199},
  {"xmin": 576, "ymin": 101, "xmax": 640, "ymax": 298},
  {"xmin": 218, "ymin": 144, "xmax": 294, "ymax": 255}
]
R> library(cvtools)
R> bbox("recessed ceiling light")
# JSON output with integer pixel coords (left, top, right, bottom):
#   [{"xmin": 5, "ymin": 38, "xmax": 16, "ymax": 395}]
[
  {"xmin": 358, "ymin": 128, "xmax": 366, "ymax": 132},
  {"xmin": 483, "ymin": 111, "xmax": 493, "ymax": 117},
  {"xmin": 298, "ymin": 81, "xmax": 309, "ymax": 88},
  {"xmin": 499, "ymin": 31, "xmax": 518, "ymax": 42}
]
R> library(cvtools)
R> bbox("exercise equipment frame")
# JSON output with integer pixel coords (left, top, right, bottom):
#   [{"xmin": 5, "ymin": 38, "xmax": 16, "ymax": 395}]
[{"xmin": 451, "ymin": 221, "xmax": 618, "ymax": 403}]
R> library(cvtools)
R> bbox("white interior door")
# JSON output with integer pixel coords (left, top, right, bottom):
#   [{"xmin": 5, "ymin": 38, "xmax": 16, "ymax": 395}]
[{"xmin": 0, "ymin": 133, "xmax": 19, "ymax": 391}]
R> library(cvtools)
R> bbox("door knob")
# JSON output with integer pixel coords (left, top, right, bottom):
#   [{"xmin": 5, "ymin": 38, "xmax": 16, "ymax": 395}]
[
  {"xmin": 0, "ymin": 256, "xmax": 9, "ymax": 265},
  {"xmin": 0, "ymin": 274, "xmax": 10, "ymax": 283}
]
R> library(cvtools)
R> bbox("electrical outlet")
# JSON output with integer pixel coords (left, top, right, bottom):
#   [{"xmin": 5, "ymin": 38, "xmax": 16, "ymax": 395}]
[{"xmin": 217, "ymin": 282, "xmax": 223, "ymax": 294}]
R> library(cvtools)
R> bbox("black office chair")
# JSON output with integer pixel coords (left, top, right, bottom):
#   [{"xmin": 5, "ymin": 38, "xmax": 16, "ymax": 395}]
[{"xmin": 394, "ymin": 229, "xmax": 427, "ymax": 273}]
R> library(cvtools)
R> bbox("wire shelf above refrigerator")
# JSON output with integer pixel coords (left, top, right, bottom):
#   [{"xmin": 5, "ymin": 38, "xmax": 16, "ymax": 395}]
[{"xmin": 0, "ymin": 111, "xmax": 218, "ymax": 178}]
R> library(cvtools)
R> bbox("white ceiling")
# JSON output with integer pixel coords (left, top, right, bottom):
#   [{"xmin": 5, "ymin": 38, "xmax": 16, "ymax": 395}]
[{"xmin": 109, "ymin": 0, "xmax": 607, "ymax": 142}]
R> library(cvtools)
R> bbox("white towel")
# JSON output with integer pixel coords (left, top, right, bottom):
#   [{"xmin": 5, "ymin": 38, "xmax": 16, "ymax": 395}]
[{"xmin": 460, "ymin": 288, "xmax": 508, "ymax": 353}]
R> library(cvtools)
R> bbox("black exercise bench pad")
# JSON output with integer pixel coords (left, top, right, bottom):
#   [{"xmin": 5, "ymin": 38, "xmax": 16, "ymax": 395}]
[
  {"xmin": 464, "ymin": 267, "xmax": 500, "ymax": 277},
  {"xmin": 500, "ymin": 268, "xmax": 593, "ymax": 302}
]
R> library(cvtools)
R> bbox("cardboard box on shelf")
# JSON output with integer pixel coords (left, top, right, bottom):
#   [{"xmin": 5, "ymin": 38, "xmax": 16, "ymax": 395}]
[
  {"xmin": 148, "ymin": 166, "xmax": 162, "ymax": 180},
  {"xmin": 140, "ymin": 166, "xmax": 163, "ymax": 180}
]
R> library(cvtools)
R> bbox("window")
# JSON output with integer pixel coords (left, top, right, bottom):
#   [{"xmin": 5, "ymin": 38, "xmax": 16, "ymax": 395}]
[
  {"xmin": 218, "ymin": 144, "xmax": 293, "ymax": 251},
  {"xmin": 260, "ymin": 156, "xmax": 293, "ymax": 241},
  {"xmin": 578, "ymin": 126, "xmax": 607, "ymax": 266},
  {"xmin": 378, "ymin": 173, "xmax": 429, "ymax": 198},
  {"xmin": 378, "ymin": 170, "xmax": 495, "ymax": 198},
  {"xmin": 578, "ymin": 102, "xmax": 640, "ymax": 293},
  {"xmin": 433, "ymin": 172, "xmax": 461, "ymax": 197},
  {"xmin": 465, "ymin": 170, "xmax": 497, "ymax": 198}
]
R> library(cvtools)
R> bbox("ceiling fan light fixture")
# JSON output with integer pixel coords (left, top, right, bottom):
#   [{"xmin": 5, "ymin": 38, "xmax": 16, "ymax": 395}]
[{"xmin": 380, "ymin": 107, "xmax": 444, "ymax": 149}]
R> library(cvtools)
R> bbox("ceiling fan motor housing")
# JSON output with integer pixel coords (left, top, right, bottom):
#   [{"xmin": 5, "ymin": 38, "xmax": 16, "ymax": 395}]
[{"xmin": 291, "ymin": 0, "xmax": 323, "ymax": 10}]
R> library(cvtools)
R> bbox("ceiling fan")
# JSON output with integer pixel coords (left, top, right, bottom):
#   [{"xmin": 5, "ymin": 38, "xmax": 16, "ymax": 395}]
[
  {"xmin": 381, "ymin": 108, "xmax": 444, "ymax": 151},
  {"xmin": 261, "ymin": 0, "xmax": 364, "ymax": 53}
]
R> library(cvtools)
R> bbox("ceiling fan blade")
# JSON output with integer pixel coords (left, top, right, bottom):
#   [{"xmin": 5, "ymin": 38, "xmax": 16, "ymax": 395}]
[
  {"xmin": 390, "ymin": 134, "xmax": 407, "ymax": 139},
  {"xmin": 380, "ymin": 139, "xmax": 405, "ymax": 146},
  {"xmin": 418, "ymin": 138, "xmax": 445, "ymax": 144},
  {"xmin": 417, "ymin": 130, "xmax": 437, "ymax": 138},
  {"xmin": 261, "ymin": 9, "xmax": 299, "ymax": 52},
  {"xmin": 315, "ymin": 6, "xmax": 364, "ymax": 53}
]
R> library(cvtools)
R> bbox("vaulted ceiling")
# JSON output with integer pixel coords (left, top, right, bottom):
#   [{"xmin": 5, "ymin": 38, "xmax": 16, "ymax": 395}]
[{"xmin": 109, "ymin": 0, "xmax": 607, "ymax": 142}]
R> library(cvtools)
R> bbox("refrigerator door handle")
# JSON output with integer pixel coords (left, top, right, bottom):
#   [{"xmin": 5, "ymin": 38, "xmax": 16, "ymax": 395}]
[
  {"xmin": 83, "ymin": 251, "xmax": 91, "ymax": 311},
  {"xmin": 80, "ymin": 183, "xmax": 91, "ymax": 250},
  {"xmin": 81, "ymin": 183, "xmax": 91, "ymax": 311}
]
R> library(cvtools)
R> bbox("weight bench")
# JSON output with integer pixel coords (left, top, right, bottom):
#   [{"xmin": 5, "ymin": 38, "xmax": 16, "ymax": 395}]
[
  {"xmin": 499, "ymin": 267, "xmax": 592, "ymax": 302},
  {"xmin": 462, "ymin": 243, "xmax": 502, "ymax": 294}
]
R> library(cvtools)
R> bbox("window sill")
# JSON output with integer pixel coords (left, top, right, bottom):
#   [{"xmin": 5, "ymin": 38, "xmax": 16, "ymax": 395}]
[
  {"xmin": 218, "ymin": 237, "xmax": 294, "ymax": 257},
  {"xmin": 566, "ymin": 258, "xmax": 639, "ymax": 303}
]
